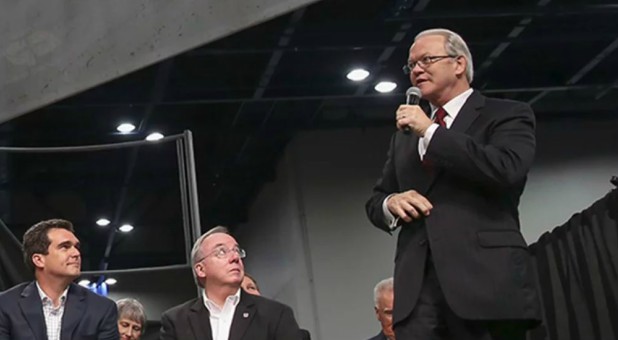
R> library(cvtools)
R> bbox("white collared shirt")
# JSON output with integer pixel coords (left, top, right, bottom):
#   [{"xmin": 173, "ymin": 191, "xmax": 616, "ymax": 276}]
[
  {"xmin": 418, "ymin": 88, "xmax": 474, "ymax": 159},
  {"xmin": 382, "ymin": 88, "xmax": 474, "ymax": 229},
  {"xmin": 36, "ymin": 282, "xmax": 69, "ymax": 340},
  {"xmin": 203, "ymin": 288, "xmax": 241, "ymax": 340}
]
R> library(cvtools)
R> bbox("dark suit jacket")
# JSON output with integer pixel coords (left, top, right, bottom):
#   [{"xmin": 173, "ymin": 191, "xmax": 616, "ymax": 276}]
[
  {"xmin": 160, "ymin": 289, "xmax": 301, "ymax": 340},
  {"xmin": 366, "ymin": 90, "xmax": 541, "ymax": 325},
  {"xmin": 367, "ymin": 331, "xmax": 387, "ymax": 340},
  {"xmin": 0, "ymin": 281, "xmax": 119, "ymax": 340}
]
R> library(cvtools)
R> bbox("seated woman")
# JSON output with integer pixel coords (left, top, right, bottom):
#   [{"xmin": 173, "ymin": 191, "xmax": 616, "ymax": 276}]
[{"xmin": 116, "ymin": 298, "xmax": 146, "ymax": 340}]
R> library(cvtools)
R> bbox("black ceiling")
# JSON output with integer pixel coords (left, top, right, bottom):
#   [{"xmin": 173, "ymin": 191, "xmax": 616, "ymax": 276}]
[{"xmin": 2, "ymin": 0, "xmax": 617, "ymax": 270}]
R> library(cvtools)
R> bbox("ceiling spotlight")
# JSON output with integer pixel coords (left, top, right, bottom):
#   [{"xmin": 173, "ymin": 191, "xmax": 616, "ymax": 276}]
[
  {"xmin": 96, "ymin": 218, "xmax": 110, "ymax": 227},
  {"xmin": 119, "ymin": 224, "xmax": 134, "ymax": 233},
  {"xmin": 146, "ymin": 132, "xmax": 165, "ymax": 141},
  {"xmin": 374, "ymin": 81, "xmax": 397, "ymax": 93},
  {"xmin": 105, "ymin": 278, "xmax": 117, "ymax": 285},
  {"xmin": 116, "ymin": 123, "xmax": 136, "ymax": 134},
  {"xmin": 78, "ymin": 279, "xmax": 90, "ymax": 287},
  {"xmin": 346, "ymin": 68, "xmax": 370, "ymax": 81}
]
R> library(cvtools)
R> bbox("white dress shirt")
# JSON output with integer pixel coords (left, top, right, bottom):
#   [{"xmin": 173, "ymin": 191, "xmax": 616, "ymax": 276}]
[
  {"xmin": 382, "ymin": 88, "xmax": 474, "ymax": 229},
  {"xmin": 36, "ymin": 282, "xmax": 69, "ymax": 340},
  {"xmin": 203, "ymin": 288, "xmax": 241, "ymax": 340}
]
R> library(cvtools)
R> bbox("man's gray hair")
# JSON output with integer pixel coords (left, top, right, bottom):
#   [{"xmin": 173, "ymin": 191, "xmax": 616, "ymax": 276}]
[
  {"xmin": 190, "ymin": 226, "xmax": 230, "ymax": 288},
  {"xmin": 415, "ymin": 28, "xmax": 474, "ymax": 83},
  {"xmin": 373, "ymin": 277, "xmax": 394, "ymax": 307}
]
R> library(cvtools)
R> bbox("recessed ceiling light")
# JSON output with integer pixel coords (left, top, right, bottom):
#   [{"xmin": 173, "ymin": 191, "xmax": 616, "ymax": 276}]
[
  {"xmin": 117, "ymin": 123, "xmax": 135, "ymax": 133},
  {"xmin": 119, "ymin": 224, "xmax": 134, "ymax": 233},
  {"xmin": 105, "ymin": 278, "xmax": 117, "ymax": 285},
  {"xmin": 346, "ymin": 68, "xmax": 370, "ymax": 81},
  {"xmin": 96, "ymin": 218, "xmax": 110, "ymax": 226},
  {"xmin": 146, "ymin": 132, "xmax": 164, "ymax": 141},
  {"xmin": 78, "ymin": 279, "xmax": 90, "ymax": 287},
  {"xmin": 374, "ymin": 81, "xmax": 397, "ymax": 93}
]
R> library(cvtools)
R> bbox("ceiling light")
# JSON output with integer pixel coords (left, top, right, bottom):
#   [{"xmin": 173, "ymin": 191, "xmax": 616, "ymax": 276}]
[
  {"xmin": 105, "ymin": 278, "xmax": 117, "ymax": 285},
  {"xmin": 374, "ymin": 81, "xmax": 397, "ymax": 93},
  {"xmin": 78, "ymin": 279, "xmax": 90, "ymax": 287},
  {"xmin": 119, "ymin": 224, "xmax": 134, "ymax": 233},
  {"xmin": 146, "ymin": 132, "xmax": 164, "ymax": 141},
  {"xmin": 116, "ymin": 123, "xmax": 135, "ymax": 133},
  {"xmin": 346, "ymin": 68, "xmax": 369, "ymax": 81},
  {"xmin": 96, "ymin": 218, "xmax": 110, "ymax": 227}
]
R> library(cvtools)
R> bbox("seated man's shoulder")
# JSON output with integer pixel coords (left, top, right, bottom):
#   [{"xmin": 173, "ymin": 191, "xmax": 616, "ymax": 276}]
[
  {"xmin": 0, "ymin": 282, "xmax": 33, "ymax": 302},
  {"xmin": 70, "ymin": 283, "xmax": 116, "ymax": 308},
  {"xmin": 245, "ymin": 293, "xmax": 293, "ymax": 314},
  {"xmin": 162, "ymin": 297, "xmax": 201, "ymax": 319}
]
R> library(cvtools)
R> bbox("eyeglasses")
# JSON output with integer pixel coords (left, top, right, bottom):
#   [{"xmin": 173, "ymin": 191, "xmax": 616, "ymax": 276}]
[
  {"xmin": 197, "ymin": 246, "xmax": 246, "ymax": 262},
  {"xmin": 402, "ymin": 55, "xmax": 458, "ymax": 74}
]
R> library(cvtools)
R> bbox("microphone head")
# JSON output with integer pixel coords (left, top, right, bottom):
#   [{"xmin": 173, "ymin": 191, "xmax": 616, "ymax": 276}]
[{"xmin": 406, "ymin": 86, "xmax": 421, "ymax": 98}]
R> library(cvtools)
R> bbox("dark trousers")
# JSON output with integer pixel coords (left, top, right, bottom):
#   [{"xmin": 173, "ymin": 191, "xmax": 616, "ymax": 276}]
[{"xmin": 394, "ymin": 252, "xmax": 529, "ymax": 340}]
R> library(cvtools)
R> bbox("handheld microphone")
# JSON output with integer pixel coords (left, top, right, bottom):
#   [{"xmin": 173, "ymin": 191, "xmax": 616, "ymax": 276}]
[{"xmin": 402, "ymin": 87, "xmax": 421, "ymax": 134}]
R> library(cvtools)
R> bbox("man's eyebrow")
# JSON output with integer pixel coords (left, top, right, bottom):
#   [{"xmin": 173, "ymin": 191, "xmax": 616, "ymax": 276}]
[{"xmin": 57, "ymin": 240, "xmax": 78, "ymax": 248}]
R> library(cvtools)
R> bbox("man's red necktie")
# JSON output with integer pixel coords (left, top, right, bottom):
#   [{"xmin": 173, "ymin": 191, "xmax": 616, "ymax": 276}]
[
  {"xmin": 434, "ymin": 107, "xmax": 447, "ymax": 127},
  {"xmin": 422, "ymin": 107, "xmax": 447, "ymax": 171}
]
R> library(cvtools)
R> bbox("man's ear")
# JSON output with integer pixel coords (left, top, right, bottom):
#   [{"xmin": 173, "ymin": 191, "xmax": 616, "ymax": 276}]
[
  {"xmin": 454, "ymin": 55, "xmax": 467, "ymax": 78},
  {"xmin": 32, "ymin": 254, "xmax": 45, "ymax": 269},
  {"xmin": 194, "ymin": 262, "xmax": 207, "ymax": 279}
]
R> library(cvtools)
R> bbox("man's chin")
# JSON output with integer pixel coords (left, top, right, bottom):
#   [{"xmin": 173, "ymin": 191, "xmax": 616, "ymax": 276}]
[{"xmin": 67, "ymin": 270, "xmax": 81, "ymax": 279}]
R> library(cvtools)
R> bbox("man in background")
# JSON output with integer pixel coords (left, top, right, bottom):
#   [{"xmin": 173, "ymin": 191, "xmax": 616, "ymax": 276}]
[{"xmin": 368, "ymin": 277, "xmax": 395, "ymax": 340}]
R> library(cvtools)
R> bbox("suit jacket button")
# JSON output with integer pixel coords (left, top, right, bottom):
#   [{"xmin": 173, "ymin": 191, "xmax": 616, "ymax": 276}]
[{"xmin": 419, "ymin": 239, "xmax": 427, "ymax": 246}]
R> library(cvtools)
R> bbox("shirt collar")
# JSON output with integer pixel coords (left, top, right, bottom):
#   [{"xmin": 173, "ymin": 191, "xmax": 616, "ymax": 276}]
[
  {"xmin": 35, "ymin": 282, "xmax": 69, "ymax": 307},
  {"xmin": 202, "ymin": 287, "xmax": 241, "ymax": 313},
  {"xmin": 430, "ymin": 88, "xmax": 474, "ymax": 120}
]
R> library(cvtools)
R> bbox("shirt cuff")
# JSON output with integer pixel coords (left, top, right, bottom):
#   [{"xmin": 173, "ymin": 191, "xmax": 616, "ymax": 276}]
[
  {"xmin": 382, "ymin": 195, "xmax": 399, "ymax": 230},
  {"xmin": 419, "ymin": 123, "xmax": 439, "ymax": 159}
]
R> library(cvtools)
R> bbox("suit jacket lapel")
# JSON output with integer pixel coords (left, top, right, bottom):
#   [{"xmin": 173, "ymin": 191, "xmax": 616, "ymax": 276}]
[
  {"xmin": 449, "ymin": 90, "xmax": 483, "ymax": 133},
  {"xmin": 18, "ymin": 282, "xmax": 47, "ymax": 340},
  {"xmin": 228, "ymin": 291, "xmax": 256, "ymax": 340},
  {"xmin": 189, "ymin": 298, "xmax": 213, "ymax": 340},
  {"xmin": 60, "ymin": 283, "xmax": 86, "ymax": 340},
  {"xmin": 422, "ymin": 90, "xmax": 484, "ymax": 193}
]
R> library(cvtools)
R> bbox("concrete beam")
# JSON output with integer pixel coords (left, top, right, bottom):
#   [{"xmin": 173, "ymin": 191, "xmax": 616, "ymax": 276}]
[{"xmin": 0, "ymin": 0, "xmax": 321, "ymax": 123}]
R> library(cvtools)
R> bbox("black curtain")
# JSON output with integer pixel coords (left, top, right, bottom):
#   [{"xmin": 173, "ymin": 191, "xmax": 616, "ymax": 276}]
[
  {"xmin": 528, "ymin": 184, "xmax": 618, "ymax": 340},
  {"xmin": 0, "ymin": 219, "xmax": 31, "ymax": 291}
]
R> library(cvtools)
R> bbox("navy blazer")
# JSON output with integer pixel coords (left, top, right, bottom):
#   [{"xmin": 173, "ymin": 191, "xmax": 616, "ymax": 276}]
[{"xmin": 0, "ymin": 281, "xmax": 119, "ymax": 340}]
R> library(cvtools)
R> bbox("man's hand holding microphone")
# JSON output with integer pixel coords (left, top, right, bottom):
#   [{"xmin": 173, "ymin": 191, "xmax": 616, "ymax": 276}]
[{"xmin": 396, "ymin": 87, "xmax": 433, "ymax": 137}]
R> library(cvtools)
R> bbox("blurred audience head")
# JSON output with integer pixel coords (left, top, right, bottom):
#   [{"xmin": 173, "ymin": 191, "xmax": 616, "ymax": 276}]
[
  {"xmin": 241, "ymin": 273, "xmax": 261, "ymax": 296},
  {"xmin": 373, "ymin": 277, "xmax": 395, "ymax": 340},
  {"xmin": 116, "ymin": 298, "xmax": 146, "ymax": 340}
]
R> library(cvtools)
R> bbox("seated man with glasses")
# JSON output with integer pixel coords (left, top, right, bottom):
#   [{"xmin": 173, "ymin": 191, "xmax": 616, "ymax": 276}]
[{"xmin": 159, "ymin": 226, "xmax": 301, "ymax": 340}]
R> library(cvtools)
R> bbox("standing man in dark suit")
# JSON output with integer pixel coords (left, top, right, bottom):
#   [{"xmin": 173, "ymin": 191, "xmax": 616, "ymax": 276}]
[
  {"xmin": 0, "ymin": 219, "xmax": 119, "ymax": 340},
  {"xmin": 365, "ymin": 28, "xmax": 541, "ymax": 339},
  {"xmin": 368, "ymin": 277, "xmax": 395, "ymax": 340},
  {"xmin": 159, "ymin": 226, "xmax": 301, "ymax": 340}
]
